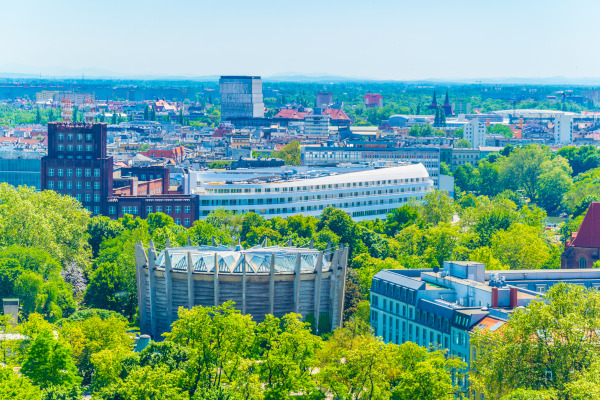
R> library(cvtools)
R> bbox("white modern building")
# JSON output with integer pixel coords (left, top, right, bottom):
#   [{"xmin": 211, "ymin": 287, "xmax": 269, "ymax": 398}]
[
  {"xmin": 304, "ymin": 110, "xmax": 330, "ymax": 136},
  {"xmin": 302, "ymin": 145, "xmax": 441, "ymax": 187},
  {"xmin": 190, "ymin": 164, "xmax": 433, "ymax": 221},
  {"xmin": 463, "ymin": 118, "xmax": 486, "ymax": 148},
  {"xmin": 219, "ymin": 76, "xmax": 265, "ymax": 120},
  {"xmin": 554, "ymin": 114, "xmax": 573, "ymax": 145}
]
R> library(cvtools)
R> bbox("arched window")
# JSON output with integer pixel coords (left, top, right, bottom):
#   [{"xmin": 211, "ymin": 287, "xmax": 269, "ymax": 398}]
[{"xmin": 579, "ymin": 257, "xmax": 588, "ymax": 269}]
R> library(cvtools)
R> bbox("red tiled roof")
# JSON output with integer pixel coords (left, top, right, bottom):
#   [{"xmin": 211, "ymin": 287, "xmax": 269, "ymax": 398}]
[
  {"xmin": 469, "ymin": 316, "xmax": 505, "ymax": 333},
  {"xmin": 322, "ymin": 108, "xmax": 351, "ymax": 121},
  {"xmin": 274, "ymin": 109, "xmax": 308, "ymax": 120},
  {"xmin": 570, "ymin": 202, "xmax": 600, "ymax": 248}
]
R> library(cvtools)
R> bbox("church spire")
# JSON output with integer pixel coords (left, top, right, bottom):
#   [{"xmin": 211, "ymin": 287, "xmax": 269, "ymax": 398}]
[{"xmin": 428, "ymin": 90, "xmax": 438, "ymax": 110}]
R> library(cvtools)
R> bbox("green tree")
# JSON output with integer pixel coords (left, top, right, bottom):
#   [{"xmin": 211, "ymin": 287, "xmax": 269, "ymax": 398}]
[
  {"xmin": 0, "ymin": 184, "xmax": 91, "ymax": 266},
  {"xmin": 490, "ymin": 223, "xmax": 551, "ymax": 270},
  {"xmin": 84, "ymin": 262, "xmax": 136, "ymax": 318},
  {"xmin": 0, "ymin": 367, "xmax": 41, "ymax": 400},
  {"xmin": 255, "ymin": 314, "xmax": 322, "ymax": 399},
  {"xmin": 21, "ymin": 330, "xmax": 80, "ymax": 389},
  {"xmin": 487, "ymin": 124, "xmax": 513, "ymax": 138},
  {"xmin": 418, "ymin": 190, "xmax": 455, "ymax": 226},
  {"xmin": 471, "ymin": 283, "xmax": 600, "ymax": 399},
  {"xmin": 271, "ymin": 141, "xmax": 301, "ymax": 166},
  {"xmin": 536, "ymin": 156, "xmax": 573, "ymax": 215},
  {"xmin": 456, "ymin": 139, "xmax": 471, "ymax": 148},
  {"xmin": 88, "ymin": 216, "xmax": 124, "ymax": 258},
  {"xmin": 61, "ymin": 315, "xmax": 131, "ymax": 385},
  {"xmin": 497, "ymin": 145, "xmax": 549, "ymax": 200}
]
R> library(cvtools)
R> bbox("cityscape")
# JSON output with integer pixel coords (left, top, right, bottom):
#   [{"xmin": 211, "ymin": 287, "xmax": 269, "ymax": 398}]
[{"xmin": 2, "ymin": 1, "xmax": 600, "ymax": 399}]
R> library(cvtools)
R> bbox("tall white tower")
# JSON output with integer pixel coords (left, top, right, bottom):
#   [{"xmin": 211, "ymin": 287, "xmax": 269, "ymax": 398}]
[
  {"xmin": 554, "ymin": 114, "xmax": 573, "ymax": 145},
  {"xmin": 463, "ymin": 118, "xmax": 486, "ymax": 148}
]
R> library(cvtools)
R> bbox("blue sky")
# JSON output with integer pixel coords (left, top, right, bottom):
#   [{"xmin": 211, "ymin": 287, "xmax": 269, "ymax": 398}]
[{"xmin": 1, "ymin": 0, "xmax": 598, "ymax": 80}]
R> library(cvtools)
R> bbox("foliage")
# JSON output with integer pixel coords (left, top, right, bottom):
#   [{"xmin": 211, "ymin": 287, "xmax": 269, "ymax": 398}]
[
  {"xmin": 0, "ymin": 184, "xmax": 91, "ymax": 266},
  {"xmin": 271, "ymin": 141, "xmax": 301, "ymax": 165},
  {"xmin": 207, "ymin": 160, "xmax": 231, "ymax": 169},
  {"xmin": 487, "ymin": 124, "xmax": 513, "ymax": 138},
  {"xmin": 471, "ymin": 283, "xmax": 600, "ymax": 399},
  {"xmin": 0, "ymin": 367, "xmax": 41, "ymax": 400},
  {"xmin": 21, "ymin": 329, "xmax": 80, "ymax": 389}
]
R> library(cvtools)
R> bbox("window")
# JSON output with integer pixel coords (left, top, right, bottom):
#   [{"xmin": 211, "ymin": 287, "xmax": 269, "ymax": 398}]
[
  {"xmin": 66, "ymin": 169, "xmax": 72, "ymax": 177},
  {"xmin": 57, "ymin": 181, "xmax": 63, "ymax": 189},
  {"xmin": 66, "ymin": 181, "xmax": 72, "ymax": 189},
  {"xmin": 76, "ymin": 181, "xmax": 82, "ymax": 189},
  {"xmin": 94, "ymin": 194, "xmax": 100, "ymax": 202},
  {"xmin": 76, "ymin": 194, "xmax": 81, "ymax": 201},
  {"xmin": 48, "ymin": 168, "xmax": 54, "ymax": 177},
  {"xmin": 57, "ymin": 168, "xmax": 64, "ymax": 177},
  {"xmin": 85, "ymin": 182, "xmax": 91, "ymax": 190},
  {"xmin": 132, "ymin": 207, "xmax": 138, "ymax": 214},
  {"xmin": 94, "ymin": 169, "xmax": 100, "ymax": 177},
  {"xmin": 147, "ymin": 206, "xmax": 153, "ymax": 213},
  {"xmin": 109, "ymin": 206, "xmax": 116, "ymax": 214},
  {"xmin": 184, "ymin": 206, "xmax": 191, "ymax": 213},
  {"xmin": 76, "ymin": 168, "xmax": 82, "ymax": 177},
  {"xmin": 77, "ymin": 145, "xmax": 83, "ymax": 152},
  {"xmin": 93, "ymin": 206, "xmax": 100, "ymax": 215},
  {"xmin": 58, "ymin": 145, "xmax": 64, "ymax": 151},
  {"xmin": 86, "ymin": 145, "xmax": 93, "ymax": 152},
  {"xmin": 156, "ymin": 206, "xmax": 162, "ymax": 213},
  {"xmin": 175, "ymin": 206, "xmax": 181, "ymax": 213},
  {"xmin": 166, "ymin": 206, "xmax": 172, "ymax": 214},
  {"xmin": 94, "ymin": 182, "xmax": 100, "ymax": 190},
  {"xmin": 48, "ymin": 181, "xmax": 54, "ymax": 189},
  {"xmin": 184, "ymin": 218, "xmax": 190, "ymax": 226},
  {"xmin": 85, "ymin": 194, "xmax": 91, "ymax": 202},
  {"xmin": 579, "ymin": 257, "xmax": 587, "ymax": 269},
  {"xmin": 77, "ymin": 134, "xmax": 82, "ymax": 141},
  {"xmin": 58, "ymin": 134, "xmax": 64, "ymax": 140},
  {"xmin": 67, "ymin": 134, "xmax": 73, "ymax": 141},
  {"xmin": 86, "ymin": 134, "xmax": 92, "ymax": 141},
  {"xmin": 175, "ymin": 218, "xmax": 181, "ymax": 225},
  {"xmin": 85, "ymin": 169, "xmax": 91, "ymax": 177},
  {"xmin": 67, "ymin": 145, "xmax": 73, "ymax": 151}
]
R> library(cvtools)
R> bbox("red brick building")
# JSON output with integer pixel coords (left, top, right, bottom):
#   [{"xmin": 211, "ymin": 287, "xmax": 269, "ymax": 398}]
[
  {"xmin": 562, "ymin": 202, "xmax": 600, "ymax": 268},
  {"xmin": 42, "ymin": 123, "xmax": 198, "ymax": 224},
  {"xmin": 41, "ymin": 122, "xmax": 113, "ymax": 215}
]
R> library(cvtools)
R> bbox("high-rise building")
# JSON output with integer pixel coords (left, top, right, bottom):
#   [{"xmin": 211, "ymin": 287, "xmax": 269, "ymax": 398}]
[
  {"xmin": 41, "ymin": 122, "xmax": 113, "ymax": 215},
  {"xmin": 316, "ymin": 92, "xmax": 333, "ymax": 108},
  {"xmin": 463, "ymin": 118, "xmax": 486, "ymax": 148},
  {"xmin": 219, "ymin": 76, "xmax": 265, "ymax": 120},
  {"xmin": 41, "ymin": 122, "xmax": 198, "ymax": 224},
  {"xmin": 553, "ymin": 114, "xmax": 573, "ymax": 145},
  {"xmin": 304, "ymin": 108, "xmax": 330, "ymax": 136},
  {"xmin": 0, "ymin": 149, "xmax": 43, "ymax": 189},
  {"xmin": 363, "ymin": 93, "xmax": 383, "ymax": 108}
]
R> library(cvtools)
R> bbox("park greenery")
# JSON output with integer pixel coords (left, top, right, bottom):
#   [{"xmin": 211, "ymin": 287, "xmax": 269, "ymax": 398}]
[
  {"xmin": 453, "ymin": 144, "xmax": 600, "ymax": 216},
  {"xmin": 0, "ymin": 138, "xmax": 599, "ymax": 397}
]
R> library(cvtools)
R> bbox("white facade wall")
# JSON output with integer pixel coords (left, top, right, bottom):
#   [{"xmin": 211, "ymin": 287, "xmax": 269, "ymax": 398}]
[
  {"xmin": 195, "ymin": 164, "xmax": 433, "ymax": 221},
  {"xmin": 554, "ymin": 114, "xmax": 573, "ymax": 145},
  {"xmin": 463, "ymin": 118, "xmax": 486, "ymax": 148},
  {"xmin": 303, "ymin": 147, "xmax": 440, "ymax": 187},
  {"xmin": 304, "ymin": 114, "xmax": 330, "ymax": 136}
]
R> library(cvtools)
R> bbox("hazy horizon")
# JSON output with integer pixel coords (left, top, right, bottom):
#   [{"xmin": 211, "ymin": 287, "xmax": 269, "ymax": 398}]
[{"xmin": 3, "ymin": 0, "xmax": 599, "ymax": 82}]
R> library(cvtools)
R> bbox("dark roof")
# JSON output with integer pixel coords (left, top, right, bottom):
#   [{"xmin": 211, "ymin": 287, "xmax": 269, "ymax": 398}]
[
  {"xmin": 374, "ymin": 270, "xmax": 425, "ymax": 291},
  {"xmin": 418, "ymin": 299, "xmax": 456, "ymax": 320}
]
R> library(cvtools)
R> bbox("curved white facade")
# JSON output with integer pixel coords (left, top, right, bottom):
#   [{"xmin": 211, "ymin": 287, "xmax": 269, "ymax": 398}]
[{"xmin": 195, "ymin": 164, "xmax": 433, "ymax": 221}]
